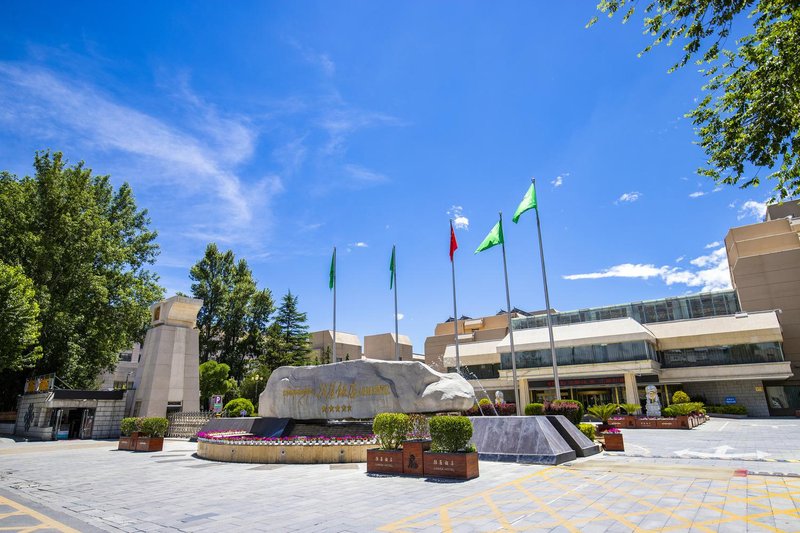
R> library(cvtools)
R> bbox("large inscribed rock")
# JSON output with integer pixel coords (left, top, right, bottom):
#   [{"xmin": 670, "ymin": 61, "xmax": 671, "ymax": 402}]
[{"xmin": 258, "ymin": 360, "xmax": 474, "ymax": 420}]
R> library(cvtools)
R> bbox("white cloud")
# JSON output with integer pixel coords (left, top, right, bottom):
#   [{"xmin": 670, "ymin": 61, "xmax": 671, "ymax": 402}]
[
  {"xmin": 704, "ymin": 241, "xmax": 721, "ymax": 249},
  {"xmin": 551, "ymin": 173, "xmax": 568, "ymax": 187},
  {"xmin": 616, "ymin": 192, "xmax": 641, "ymax": 204},
  {"xmin": 343, "ymin": 164, "xmax": 388, "ymax": 185},
  {"xmin": 350, "ymin": 242, "xmax": 368, "ymax": 248},
  {"xmin": 563, "ymin": 246, "xmax": 732, "ymax": 292},
  {"xmin": 689, "ymin": 191, "xmax": 706, "ymax": 198},
  {"xmin": 447, "ymin": 205, "xmax": 470, "ymax": 230},
  {"xmin": 738, "ymin": 200, "xmax": 767, "ymax": 221},
  {"xmin": 675, "ymin": 256, "xmax": 685, "ymax": 263},
  {"xmin": 396, "ymin": 313, "xmax": 405, "ymax": 321},
  {"xmin": 713, "ymin": 186, "xmax": 723, "ymax": 193}
]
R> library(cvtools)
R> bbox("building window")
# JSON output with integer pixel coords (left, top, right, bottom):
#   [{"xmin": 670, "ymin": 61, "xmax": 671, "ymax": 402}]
[
  {"xmin": 118, "ymin": 352, "xmax": 133, "ymax": 362},
  {"xmin": 500, "ymin": 340, "xmax": 657, "ymax": 370},
  {"xmin": 659, "ymin": 342, "xmax": 784, "ymax": 368}
]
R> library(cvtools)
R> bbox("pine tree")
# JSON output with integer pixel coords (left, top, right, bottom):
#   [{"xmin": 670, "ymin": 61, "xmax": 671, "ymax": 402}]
[{"xmin": 274, "ymin": 290, "xmax": 311, "ymax": 366}]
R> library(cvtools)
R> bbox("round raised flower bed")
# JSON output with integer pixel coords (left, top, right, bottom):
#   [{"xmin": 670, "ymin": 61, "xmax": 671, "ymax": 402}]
[{"xmin": 196, "ymin": 432, "xmax": 376, "ymax": 464}]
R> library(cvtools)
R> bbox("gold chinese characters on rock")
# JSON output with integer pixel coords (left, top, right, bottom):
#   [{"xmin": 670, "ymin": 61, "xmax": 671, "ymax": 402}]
[{"xmin": 282, "ymin": 382, "xmax": 391, "ymax": 401}]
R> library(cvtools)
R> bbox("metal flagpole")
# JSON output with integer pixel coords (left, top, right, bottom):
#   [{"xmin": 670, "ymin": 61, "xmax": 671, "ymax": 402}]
[
  {"xmin": 450, "ymin": 220, "xmax": 461, "ymax": 373},
  {"xmin": 499, "ymin": 212, "xmax": 522, "ymax": 416},
  {"xmin": 393, "ymin": 245, "xmax": 400, "ymax": 361},
  {"xmin": 532, "ymin": 178, "xmax": 561, "ymax": 400},
  {"xmin": 332, "ymin": 246, "xmax": 337, "ymax": 364}
]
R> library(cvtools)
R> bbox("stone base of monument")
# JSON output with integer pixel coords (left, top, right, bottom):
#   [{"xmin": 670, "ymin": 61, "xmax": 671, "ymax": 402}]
[
  {"xmin": 469, "ymin": 416, "xmax": 584, "ymax": 465},
  {"xmin": 198, "ymin": 440, "xmax": 374, "ymax": 464},
  {"xmin": 545, "ymin": 415, "xmax": 601, "ymax": 457}
]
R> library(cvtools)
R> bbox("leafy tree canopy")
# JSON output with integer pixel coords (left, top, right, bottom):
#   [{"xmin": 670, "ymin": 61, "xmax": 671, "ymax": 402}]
[
  {"xmin": 0, "ymin": 261, "xmax": 42, "ymax": 372},
  {"xmin": 199, "ymin": 360, "xmax": 235, "ymax": 407},
  {"xmin": 0, "ymin": 151, "xmax": 162, "ymax": 395},
  {"xmin": 591, "ymin": 1, "xmax": 800, "ymax": 201}
]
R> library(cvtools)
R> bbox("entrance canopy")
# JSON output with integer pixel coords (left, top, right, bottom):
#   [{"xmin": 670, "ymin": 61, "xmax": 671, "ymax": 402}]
[{"xmin": 497, "ymin": 317, "xmax": 657, "ymax": 353}]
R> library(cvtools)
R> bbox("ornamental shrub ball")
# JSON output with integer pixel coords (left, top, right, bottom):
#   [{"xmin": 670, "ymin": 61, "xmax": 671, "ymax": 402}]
[
  {"xmin": 429, "ymin": 415, "xmax": 473, "ymax": 453},
  {"xmin": 120, "ymin": 417, "xmax": 139, "ymax": 436},
  {"xmin": 224, "ymin": 398, "xmax": 255, "ymax": 417},
  {"xmin": 578, "ymin": 423, "xmax": 596, "ymax": 441},
  {"xmin": 524, "ymin": 403, "xmax": 544, "ymax": 416},
  {"xmin": 478, "ymin": 398, "xmax": 491, "ymax": 407},
  {"xmin": 373, "ymin": 412, "xmax": 411, "ymax": 450},
  {"xmin": 672, "ymin": 391, "xmax": 691, "ymax": 404},
  {"xmin": 139, "ymin": 417, "xmax": 169, "ymax": 438}
]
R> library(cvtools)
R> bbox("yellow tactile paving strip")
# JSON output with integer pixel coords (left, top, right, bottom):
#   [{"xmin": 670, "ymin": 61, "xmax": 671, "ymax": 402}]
[
  {"xmin": 0, "ymin": 495, "xmax": 79, "ymax": 532},
  {"xmin": 380, "ymin": 466, "xmax": 800, "ymax": 532}
]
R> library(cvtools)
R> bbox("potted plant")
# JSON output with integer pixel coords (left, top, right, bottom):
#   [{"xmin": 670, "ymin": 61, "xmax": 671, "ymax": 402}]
[
  {"xmin": 118, "ymin": 417, "xmax": 140, "ymax": 451},
  {"xmin": 423, "ymin": 415, "xmax": 479, "ymax": 480},
  {"xmin": 401, "ymin": 414, "xmax": 430, "ymax": 476},
  {"xmin": 367, "ymin": 413, "xmax": 410, "ymax": 474},
  {"xmin": 602, "ymin": 427, "xmax": 624, "ymax": 451},
  {"xmin": 587, "ymin": 403, "xmax": 619, "ymax": 433},
  {"xmin": 135, "ymin": 417, "xmax": 168, "ymax": 452}
]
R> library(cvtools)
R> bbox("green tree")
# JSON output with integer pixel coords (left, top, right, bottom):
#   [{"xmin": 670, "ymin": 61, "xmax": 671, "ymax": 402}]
[
  {"xmin": 199, "ymin": 360, "xmax": 235, "ymax": 408},
  {"xmin": 591, "ymin": 1, "xmax": 800, "ymax": 201},
  {"xmin": 239, "ymin": 365, "xmax": 271, "ymax": 408},
  {"xmin": 273, "ymin": 290, "xmax": 311, "ymax": 367},
  {"xmin": 190, "ymin": 244, "xmax": 275, "ymax": 381},
  {"xmin": 0, "ymin": 261, "xmax": 42, "ymax": 372},
  {"xmin": 0, "ymin": 151, "xmax": 162, "ymax": 395}
]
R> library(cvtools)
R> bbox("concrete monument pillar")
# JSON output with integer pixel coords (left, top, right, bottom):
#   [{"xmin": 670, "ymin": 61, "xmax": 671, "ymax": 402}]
[
  {"xmin": 623, "ymin": 372, "xmax": 639, "ymax": 406},
  {"xmin": 133, "ymin": 296, "xmax": 203, "ymax": 417}
]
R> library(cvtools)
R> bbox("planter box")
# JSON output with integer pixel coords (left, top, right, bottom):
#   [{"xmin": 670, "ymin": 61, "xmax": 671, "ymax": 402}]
[
  {"xmin": 423, "ymin": 451, "xmax": 479, "ymax": 480},
  {"xmin": 609, "ymin": 418, "xmax": 625, "ymax": 428},
  {"xmin": 402, "ymin": 440, "xmax": 431, "ymax": 476},
  {"xmin": 657, "ymin": 419, "xmax": 682, "ymax": 429},
  {"xmin": 602, "ymin": 433, "xmax": 624, "ymax": 451},
  {"xmin": 134, "ymin": 436, "xmax": 164, "ymax": 452},
  {"xmin": 118, "ymin": 432, "xmax": 140, "ymax": 451},
  {"xmin": 367, "ymin": 449, "xmax": 404, "ymax": 474},
  {"xmin": 635, "ymin": 418, "xmax": 657, "ymax": 429}
]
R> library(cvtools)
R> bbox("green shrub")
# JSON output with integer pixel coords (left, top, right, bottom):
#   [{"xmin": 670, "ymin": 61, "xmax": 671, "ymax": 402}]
[
  {"xmin": 224, "ymin": 398, "xmax": 255, "ymax": 417},
  {"xmin": 662, "ymin": 406, "xmax": 676, "ymax": 417},
  {"xmin": 373, "ymin": 413, "xmax": 411, "ymax": 450},
  {"xmin": 478, "ymin": 398, "xmax": 491, "ymax": 407},
  {"xmin": 705, "ymin": 404, "xmax": 747, "ymax": 415},
  {"xmin": 578, "ymin": 423, "xmax": 596, "ymax": 441},
  {"xmin": 672, "ymin": 391, "xmax": 690, "ymax": 404},
  {"xmin": 524, "ymin": 403, "xmax": 545, "ymax": 416},
  {"xmin": 407, "ymin": 414, "xmax": 430, "ymax": 440},
  {"xmin": 669, "ymin": 402, "xmax": 704, "ymax": 416},
  {"xmin": 620, "ymin": 403, "xmax": 641, "ymax": 415},
  {"xmin": 545, "ymin": 399, "xmax": 584, "ymax": 425},
  {"xmin": 587, "ymin": 403, "xmax": 619, "ymax": 424},
  {"xmin": 120, "ymin": 417, "xmax": 139, "ymax": 436},
  {"xmin": 139, "ymin": 417, "xmax": 169, "ymax": 438},
  {"xmin": 429, "ymin": 416, "xmax": 473, "ymax": 453}
]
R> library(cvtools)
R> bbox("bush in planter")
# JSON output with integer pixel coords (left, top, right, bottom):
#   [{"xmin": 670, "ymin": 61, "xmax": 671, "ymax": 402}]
[
  {"xmin": 587, "ymin": 403, "xmax": 619, "ymax": 426},
  {"xmin": 524, "ymin": 403, "xmax": 544, "ymax": 416},
  {"xmin": 223, "ymin": 398, "xmax": 255, "ymax": 417},
  {"xmin": 620, "ymin": 403, "xmax": 641, "ymax": 416},
  {"xmin": 139, "ymin": 417, "xmax": 169, "ymax": 438},
  {"xmin": 578, "ymin": 423, "xmax": 596, "ymax": 441},
  {"xmin": 662, "ymin": 406, "xmax": 676, "ymax": 417},
  {"xmin": 373, "ymin": 413, "xmax": 411, "ymax": 450},
  {"xmin": 670, "ymin": 402, "xmax": 705, "ymax": 416},
  {"xmin": 429, "ymin": 416, "xmax": 473, "ymax": 453},
  {"xmin": 120, "ymin": 417, "xmax": 140, "ymax": 436},
  {"xmin": 544, "ymin": 399, "xmax": 584, "ymax": 425},
  {"xmin": 672, "ymin": 391, "xmax": 690, "ymax": 404},
  {"xmin": 478, "ymin": 398, "xmax": 491, "ymax": 407}
]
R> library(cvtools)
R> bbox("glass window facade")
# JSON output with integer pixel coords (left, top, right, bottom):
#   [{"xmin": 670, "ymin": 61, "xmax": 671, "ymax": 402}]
[
  {"xmin": 500, "ymin": 341, "xmax": 657, "ymax": 370},
  {"xmin": 447, "ymin": 364, "xmax": 500, "ymax": 380},
  {"xmin": 512, "ymin": 290, "xmax": 740, "ymax": 331},
  {"xmin": 660, "ymin": 342, "xmax": 784, "ymax": 368}
]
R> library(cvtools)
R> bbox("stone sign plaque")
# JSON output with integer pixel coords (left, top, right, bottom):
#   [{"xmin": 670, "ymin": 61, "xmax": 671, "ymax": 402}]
[{"xmin": 258, "ymin": 360, "xmax": 474, "ymax": 420}]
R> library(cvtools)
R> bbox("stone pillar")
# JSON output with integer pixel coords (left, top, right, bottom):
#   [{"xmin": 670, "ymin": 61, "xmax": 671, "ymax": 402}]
[
  {"xmin": 624, "ymin": 373, "xmax": 639, "ymax": 405},
  {"xmin": 518, "ymin": 377, "xmax": 529, "ymax": 413},
  {"xmin": 133, "ymin": 296, "xmax": 203, "ymax": 418}
]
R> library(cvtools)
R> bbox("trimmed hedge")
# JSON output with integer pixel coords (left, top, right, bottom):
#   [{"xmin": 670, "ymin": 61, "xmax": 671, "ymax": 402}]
[
  {"xmin": 373, "ymin": 413, "xmax": 411, "ymax": 450},
  {"xmin": 120, "ymin": 417, "xmax": 168, "ymax": 437},
  {"xmin": 524, "ymin": 403, "xmax": 544, "ymax": 416},
  {"xmin": 429, "ymin": 415, "xmax": 473, "ymax": 453},
  {"xmin": 120, "ymin": 417, "xmax": 138, "ymax": 436},
  {"xmin": 705, "ymin": 404, "xmax": 747, "ymax": 415},
  {"xmin": 545, "ymin": 399, "xmax": 584, "ymax": 426},
  {"xmin": 578, "ymin": 423, "xmax": 596, "ymax": 441},
  {"xmin": 224, "ymin": 398, "xmax": 255, "ymax": 417}
]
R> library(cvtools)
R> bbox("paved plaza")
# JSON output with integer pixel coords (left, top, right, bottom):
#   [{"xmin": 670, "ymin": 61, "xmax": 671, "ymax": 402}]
[{"xmin": 1, "ymin": 418, "xmax": 799, "ymax": 532}]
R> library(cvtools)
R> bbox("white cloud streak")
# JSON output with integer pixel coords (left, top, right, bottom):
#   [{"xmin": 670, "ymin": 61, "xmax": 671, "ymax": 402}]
[
  {"xmin": 447, "ymin": 206, "xmax": 470, "ymax": 230},
  {"xmin": 689, "ymin": 191, "xmax": 706, "ymax": 198},
  {"xmin": 738, "ymin": 200, "xmax": 767, "ymax": 221},
  {"xmin": 616, "ymin": 192, "xmax": 641, "ymax": 204}
]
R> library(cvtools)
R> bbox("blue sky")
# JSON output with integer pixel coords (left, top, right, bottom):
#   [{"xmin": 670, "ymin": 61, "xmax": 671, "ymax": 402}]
[{"xmin": 0, "ymin": 2, "xmax": 771, "ymax": 352}]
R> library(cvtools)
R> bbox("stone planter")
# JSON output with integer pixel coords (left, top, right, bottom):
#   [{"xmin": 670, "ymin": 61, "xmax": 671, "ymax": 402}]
[
  {"xmin": 366, "ymin": 449, "xmax": 404, "ymax": 474},
  {"xmin": 635, "ymin": 418, "xmax": 657, "ymax": 429},
  {"xmin": 602, "ymin": 433, "xmax": 624, "ymax": 451},
  {"xmin": 402, "ymin": 440, "xmax": 431, "ymax": 476},
  {"xmin": 657, "ymin": 418, "xmax": 682, "ymax": 429},
  {"xmin": 134, "ymin": 436, "xmax": 164, "ymax": 452},
  {"xmin": 609, "ymin": 418, "xmax": 625, "ymax": 428},
  {"xmin": 422, "ymin": 451, "xmax": 479, "ymax": 480},
  {"xmin": 118, "ymin": 432, "xmax": 139, "ymax": 451}
]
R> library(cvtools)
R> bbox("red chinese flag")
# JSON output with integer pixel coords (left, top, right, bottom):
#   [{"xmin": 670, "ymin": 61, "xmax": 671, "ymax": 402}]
[{"xmin": 449, "ymin": 222, "xmax": 458, "ymax": 261}]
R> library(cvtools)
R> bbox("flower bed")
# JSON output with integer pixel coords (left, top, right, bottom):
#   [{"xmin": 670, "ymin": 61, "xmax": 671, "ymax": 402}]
[{"xmin": 197, "ymin": 431, "xmax": 377, "ymax": 464}]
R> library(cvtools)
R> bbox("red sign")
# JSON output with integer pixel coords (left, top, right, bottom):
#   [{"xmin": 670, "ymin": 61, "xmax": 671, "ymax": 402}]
[{"xmin": 546, "ymin": 376, "xmax": 624, "ymax": 387}]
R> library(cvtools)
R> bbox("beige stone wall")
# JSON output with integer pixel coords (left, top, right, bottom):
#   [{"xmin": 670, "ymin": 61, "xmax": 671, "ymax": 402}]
[
  {"xmin": 363, "ymin": 333, "xmax": 413, "ymax": 361},
  {"xmin": 310, "ymin": 330, "xmax": 362, "ymax": 362},
  {"xmin": 425, "ymin": 313, "xmax": 516, "ymax": 371}
]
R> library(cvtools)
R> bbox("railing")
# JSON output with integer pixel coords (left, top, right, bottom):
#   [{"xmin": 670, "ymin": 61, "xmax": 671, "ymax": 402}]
[{"xmin": 166, "ymin": 411, "xmax": 213, "ymax": 438}]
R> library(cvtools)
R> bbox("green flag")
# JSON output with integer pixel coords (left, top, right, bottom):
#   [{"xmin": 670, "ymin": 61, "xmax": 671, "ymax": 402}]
[
  {"xmin": 475, "ymin": 219, "xmax": 504, "ymax": 253},
  {"xmin": 329, "ymin": 248, "xmax": 336, "ymax": 290},
  {"xmin": 512, "ymin": 182, "xmax": 537, "ymax": 223},
  {"xmin": 389, "ymin": 245, "xmax": 396, "ymax": 289}
]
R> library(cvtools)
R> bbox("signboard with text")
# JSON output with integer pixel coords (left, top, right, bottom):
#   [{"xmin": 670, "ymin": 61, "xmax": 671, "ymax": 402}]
[{"xmin": 724, "ymin": 396, "xmax": 737, "ymax": 405}]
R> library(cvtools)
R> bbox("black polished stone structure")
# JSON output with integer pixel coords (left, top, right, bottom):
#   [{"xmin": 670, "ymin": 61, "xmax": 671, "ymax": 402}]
[
  {"xmin": 545, "ymin": 415, "xmax": 601, "ymax": 457},
  {"xmin": 469, "ymin": 415, "xmax": 579, "ymax": 465}
]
